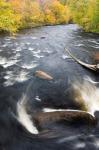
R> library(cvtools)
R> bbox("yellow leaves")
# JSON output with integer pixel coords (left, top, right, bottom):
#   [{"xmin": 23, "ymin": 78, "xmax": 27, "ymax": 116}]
[
  {"xmin": 0, "ymin": 0, "xmax": 98, "ymax": 33},
  {"xmin": 0, "ymin": 0, "xmax": 17, "ymax": 33},
  {"xmin": 50, "ymin": 1, "xmax": 67, "ymax": 24},
  {"xmin": 10, "ymin": 0, "xmax": 22, "ymax": 13},
  {"xmin": 65, "ymin": 6, "xmax": 72, "ymax": 23},
  {"xmin": 44, "ymin": 0, "xmax": 71, "ymax": 25},
  {"xmin": 0, "ymin": 0, "xmax": 72, "ymax": 34},
  {"xmin": 44, "ymin": 8, "xmax": 56, "ymax": 25},
  {"xmin": 45, "ymin": 14, "xmax": 56, "ymax": 25},
  {"xmin": 30, "ymin": 2, "xmax": 44, "ymax": 23},
  {"xmin": 68, "ymin": 0, "xmax": 99, "ymax": 33}
]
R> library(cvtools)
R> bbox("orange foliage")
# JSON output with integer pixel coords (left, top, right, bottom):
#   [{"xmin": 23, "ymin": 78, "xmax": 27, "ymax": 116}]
[{"xmin": 0, "ymin": 0, "xmax": 71, "ymax": 33}]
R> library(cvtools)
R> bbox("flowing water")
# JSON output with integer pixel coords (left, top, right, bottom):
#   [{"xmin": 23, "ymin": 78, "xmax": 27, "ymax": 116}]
[{"xmin": 0, "ymin": 24, "xmax": 99, "ymax": 150}]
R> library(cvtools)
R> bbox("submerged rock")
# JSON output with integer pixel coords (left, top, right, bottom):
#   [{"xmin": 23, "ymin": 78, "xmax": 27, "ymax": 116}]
[
  {"xmin": 33, "ymin": 110, "xmax": 97, "ymax": 131},
  {"xmin": 34, "ymin": 70, "xmax": 53, "ymax": 80},
  {"xmin": 40, "ymin": 36, "xmax": 46, "ymax": 39}
]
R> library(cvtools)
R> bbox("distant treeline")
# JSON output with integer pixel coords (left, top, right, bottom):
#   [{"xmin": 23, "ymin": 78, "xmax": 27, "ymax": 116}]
[{"xmin": 0, "ymin": 0, "xmax": 98, "ymax": 34}]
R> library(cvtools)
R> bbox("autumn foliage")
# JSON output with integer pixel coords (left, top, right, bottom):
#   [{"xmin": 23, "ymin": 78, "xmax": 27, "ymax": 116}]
[
  {"xmin": 0, "ymin": 0, "xmax": 71, "ymax": 34},
  {"xmin": 67, "ymin": 0, "xmax": 99, "ymax": 33},
  {"xmin": 0, "ymin": 0, "xmax": 98, "ymax": 34}
]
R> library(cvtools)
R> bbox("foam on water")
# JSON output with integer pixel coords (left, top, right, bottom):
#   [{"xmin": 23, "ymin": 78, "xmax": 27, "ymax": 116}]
[
  {"xmin": 4, "ymin": 37, "xmax": 11, "ymax": 41},
  {"xmin": 75, "ymin": 143, "xmax": 85, "ymax": 148},
  {"xmin": 43, "ymin": 108, "xmax": 90, "ymax": 115},
  {"xmin": 15, "ymin": 71, "xmax": 29, "ymax": 82},
  {"xmin": 84, "ymin": 76, "xmax": 99, "ymax": 84},
  {"xmin": 35, "ymin": 96, "xmax": 41, "ymax": 102},
  {"xmin": 22, "ymin": 62, "xmax": 38, "ymax": 69},
  {"xmin": 62, "ymin": 54, "xmax": 70, "ymax": 59},
  {"xmin": 75, "ymin": 43, "xmax": 84, "ymax": 47},
  {"xmin": 14, "ymin": 53, "xmax": 20, "ymax": 59},
  {"xmin": 17, "ymin": 94, "xmax": 39, "ymax": 134},
  {"xmin": 15, "ymin": 43, "xmax": 18, "ymax": 46},
  {"xmin": 1, "ymin": 44, "xmax": 8, "ymax": 47},
  {"xmin": 88, "ymin": 39, "xmax": 99, "ymax": 45},
  {"xmin": 3, "ymin": 59, "xmax": 19, "ymax": 68},
  {"xmin": 28, "ymin": 47, "xmax": 34, "ymax": 51},
  {"xmin": 0, "ymin": 53, "xmax": 20, "ymax": 68},
  {"xmin": 31, "ymin": 37, "xmax": 37, "ymax": 40},
  {"xmin": 4, "ymin": 70, "xmax": 29, "ymax": 86},
  {"xmin": 0, "ymin": 56, "xmax": 7, "ymax": 65},
  {"xmin": 32, "ymin": 50, "xmax": 41, "ymax": 54},
  {"xmin": 26, "ymin": 42, "xmax": 30, "ymax": 45},
  {"xmin": 72, "ymin": 76, "xmax": 99, "ymax": 115},
  {"xmin": 58, "ymin": 134, "xmax": 82, "ymax": 143},
  {"xmin": 16, "ymin": 47, "xmax": 22, "ymax": 52},
  {"xmin": 33, "ymin": 53, "xmax": 44, "ymax": 58},
  {"xmin": 44, "ymin": 49, "xmax": 53, "ymax": 54},
  {"xmin": 95, "ymin": 138, "xmax": 99, "ymax": 148},
  {"xmin": 4, "ymin": 71, "xmax": 13, "ymax": 80},
  {"xmin": 90, "ymin": 45, "xmax": 99, "ymax": 49},
  {"xmin": 35, "ymin": 43, "xmax": 39, "ymax": 46}
]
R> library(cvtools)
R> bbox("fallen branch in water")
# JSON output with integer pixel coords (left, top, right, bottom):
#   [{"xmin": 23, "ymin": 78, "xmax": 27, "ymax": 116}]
[{"xmin": 65, "ymin": 48, "xmax": 99, "ymax": 72}]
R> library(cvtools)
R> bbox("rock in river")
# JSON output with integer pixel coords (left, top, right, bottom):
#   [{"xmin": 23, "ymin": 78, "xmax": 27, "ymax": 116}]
[{"xmin": 34, "ymin": 70, "xmax": 53, "ymax": 80}]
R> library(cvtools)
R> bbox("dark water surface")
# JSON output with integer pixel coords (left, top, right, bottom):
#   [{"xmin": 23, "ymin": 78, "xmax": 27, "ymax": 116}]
[{"xmin": 0, "ymin": 24, "xmax": 99, "ymax": 150}]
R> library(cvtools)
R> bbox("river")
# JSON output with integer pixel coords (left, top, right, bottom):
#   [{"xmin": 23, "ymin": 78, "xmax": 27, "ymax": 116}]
[{"xmin": 0, "ymin": 24, "xmax": 99, "ymax": 150}]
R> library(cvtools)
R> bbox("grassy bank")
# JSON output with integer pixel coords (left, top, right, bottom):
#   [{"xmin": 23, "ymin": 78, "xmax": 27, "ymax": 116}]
[{"xmin": 0, "ymin": 0, "xmax": 98, "ymax": 34}]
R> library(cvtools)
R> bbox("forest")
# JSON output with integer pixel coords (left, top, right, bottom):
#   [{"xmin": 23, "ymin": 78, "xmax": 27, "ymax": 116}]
[{"xmin": 0, "ymin": 0, "xmax": 99, "ymax": 34}]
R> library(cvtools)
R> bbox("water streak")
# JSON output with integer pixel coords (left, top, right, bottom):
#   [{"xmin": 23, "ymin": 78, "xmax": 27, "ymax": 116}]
[{"xmin": 72, "ymin": 77, "xmax": 99, "ymax": 115}]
